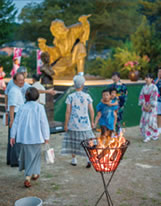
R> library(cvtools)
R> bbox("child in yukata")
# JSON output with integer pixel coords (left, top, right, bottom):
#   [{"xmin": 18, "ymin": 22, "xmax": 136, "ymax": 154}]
[
  {"xmin": 0, "ymin": 65, "xmax": 6, "ymax": 90},
  {"xmin": 95, "ymin": 89, "xmax": 118, "ymax": 137}
]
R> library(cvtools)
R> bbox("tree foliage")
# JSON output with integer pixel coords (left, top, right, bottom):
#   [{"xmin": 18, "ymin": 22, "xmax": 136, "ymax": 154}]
[
  {"xmin": 131, "ymin": 15, "xmax": 161, "ymax": 72},
  {"xmin": 2, "ymin": 0, "xmax": 161, "ymax": 79},
  {"xmin": 0, "ymin": 0, "xmax": 17, "ymax": 45},
  {"xmin": 0, "ymin": 55, "xmax": 12, "ymax": 75},
  {"xmin": 139, "ymin": 0, "xmax": 161, "ymax": 35},
  {"xmin": 17, "ymin": 0, "xmax": 141, "ymax": 53}
]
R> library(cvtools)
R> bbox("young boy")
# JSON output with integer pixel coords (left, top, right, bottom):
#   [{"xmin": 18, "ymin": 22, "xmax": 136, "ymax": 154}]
[
  {"xmin": 108, "ymin": 88, "xmax": 118, "ymax": 130},
  {"xmin": 94, "ymin": 89, "xmax": 118, "ymax": 136},
  {"xmin": 108, "ymin": 72, "xmax": 127, "ymax": 133}
]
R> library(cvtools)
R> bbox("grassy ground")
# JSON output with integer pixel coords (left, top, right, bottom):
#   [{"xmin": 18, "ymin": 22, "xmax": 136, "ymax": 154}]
[{"xmin": 0, "ymin": 119, "xmax": 161, "ymax": 206}]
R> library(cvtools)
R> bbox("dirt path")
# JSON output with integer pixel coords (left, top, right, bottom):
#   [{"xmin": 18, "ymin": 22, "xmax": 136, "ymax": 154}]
[{"xmin": 0, "ymin": 119, "xmax": 161, "ymax": 206}]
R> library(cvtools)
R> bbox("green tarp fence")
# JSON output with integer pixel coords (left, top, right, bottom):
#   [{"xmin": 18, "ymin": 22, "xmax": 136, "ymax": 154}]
[{"xmin": 54, "ymin": 84, "xmax": 143, "ymax": 127}]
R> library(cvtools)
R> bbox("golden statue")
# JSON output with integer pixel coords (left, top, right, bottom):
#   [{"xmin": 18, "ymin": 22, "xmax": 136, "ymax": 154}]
[{"xmin": 38, "ymin": 15, "xmax": 91, "ymax": 79}]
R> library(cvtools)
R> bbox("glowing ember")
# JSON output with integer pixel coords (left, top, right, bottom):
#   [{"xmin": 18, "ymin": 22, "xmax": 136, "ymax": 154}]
[
  {"xmin": 81, "ymin": 132, "xmax": 129, "ymax": 206},
  {"xmin": 87, "ymin": 132, "xmax": 128, "ymax": 172}
]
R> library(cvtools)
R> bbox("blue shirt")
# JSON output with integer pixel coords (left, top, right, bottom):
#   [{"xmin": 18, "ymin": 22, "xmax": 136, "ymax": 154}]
[
  {"xmin": 5, "ymin": 79, "xmax": 14, "ymax": 95},
  {"xmin": 11, "ymin": 101, "xmax": 50, "ymax": 144},
  {"xmin": 96, "ymin": 100, "xmax": 118, "ymax": 130},
  {"xmin": 5, "ymin": 79, "xmax": 31, "ymax": 101},
  {"xmin": 8, "ymin": 85, "xmax": 24, "ymax": 112}
]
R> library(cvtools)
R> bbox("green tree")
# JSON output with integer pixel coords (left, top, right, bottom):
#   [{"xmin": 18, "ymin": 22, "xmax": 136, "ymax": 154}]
[
  {"xmin": 21, "ymin": 50, "xmax": 37, "ymax": 76},
  {"xmin": 139, "ymin": 0, "xmax": 161, "ymax": 35},
  {"xmin": 131, "ymin": 16, "xmax": 161, "ymax": 72},
  {"xmin": 0, "ymin": 55, "xmax": 13, "ymax": 76},
  {"xmin": 0, "ymin": 0, "xmax": 17, "ymax": 45},
  {"xmin": 18, "ymin": 0, "xmax": 141, "ymax": 53},
  {"xmin": 131, "ymin": 16, "xmax": 152, "ymax": 57}
]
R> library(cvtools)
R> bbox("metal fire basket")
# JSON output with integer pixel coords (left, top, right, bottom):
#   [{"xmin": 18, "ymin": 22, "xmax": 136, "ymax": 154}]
[{"xmin": 81, "ymin": 138, "xmax": 130, "ymax": 206}]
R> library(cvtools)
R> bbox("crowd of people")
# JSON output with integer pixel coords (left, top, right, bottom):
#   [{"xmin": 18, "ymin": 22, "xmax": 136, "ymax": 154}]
[
  {"xmin": 1, "ymin": 63, "xmax": 161, "ymax": 188},
  {"xmin": 62, "ymin": 72, "xmax": 127, "ymax": 168},
  {"xmin": 3, "ymin": 65, "xmax": 56, "ymax": 188}
]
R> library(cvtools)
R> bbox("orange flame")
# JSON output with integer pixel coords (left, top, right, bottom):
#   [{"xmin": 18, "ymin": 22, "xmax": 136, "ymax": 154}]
[{"xmin": 89, "ymin": 131, "xmax": 126, "ymax": 172}]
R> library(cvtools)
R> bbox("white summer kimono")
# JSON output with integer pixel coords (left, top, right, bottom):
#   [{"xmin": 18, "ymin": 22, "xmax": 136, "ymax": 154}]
[{"xmin": 139, "ymin": 83, "xmax": 158, "ymax": 139}]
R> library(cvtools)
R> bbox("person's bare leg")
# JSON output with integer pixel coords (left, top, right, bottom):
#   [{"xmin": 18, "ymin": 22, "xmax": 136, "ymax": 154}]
[
  {"xmin": 71, "ymin": 154, "xmax": 77, "ymax": 166},
  {"xmin": 72, "ymin": 154, "xmax": 76, "ymax": 158}
]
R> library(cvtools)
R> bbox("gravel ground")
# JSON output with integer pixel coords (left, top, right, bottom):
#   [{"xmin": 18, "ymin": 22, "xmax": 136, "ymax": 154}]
[{"xmin": 0, "ymin": 119, "xmax": 161, "ymax": 206}]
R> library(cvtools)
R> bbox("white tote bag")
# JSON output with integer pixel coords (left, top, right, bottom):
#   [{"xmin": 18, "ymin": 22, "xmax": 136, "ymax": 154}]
[{"xmin": 45, "ymin": 144, "xmax": 55, "ymax": 164}]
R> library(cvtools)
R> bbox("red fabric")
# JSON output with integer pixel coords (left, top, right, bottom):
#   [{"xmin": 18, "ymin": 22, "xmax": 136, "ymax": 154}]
[
  {"xmin": 0, "ymin": 77, "xmax": 3, "ymax": 80},
  {"xmin": 144, "ymin": 94, "xmax": 150, "ymax": 103}
]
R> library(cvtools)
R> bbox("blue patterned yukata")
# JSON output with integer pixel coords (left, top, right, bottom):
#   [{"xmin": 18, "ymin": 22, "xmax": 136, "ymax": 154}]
[{"xmin": 107, "ymin": 82, "xmax": 127, "ymax": 132}]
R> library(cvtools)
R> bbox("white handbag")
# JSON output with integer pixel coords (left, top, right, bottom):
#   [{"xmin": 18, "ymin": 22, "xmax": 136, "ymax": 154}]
[{"xmin": 45, "ymin": 144, "xmax": 55, "ymax": 164}]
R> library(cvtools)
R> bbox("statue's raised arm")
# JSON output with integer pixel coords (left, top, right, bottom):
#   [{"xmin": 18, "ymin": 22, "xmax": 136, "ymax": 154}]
[
  {"xmin": 38, "ymin": 15, "xmax": 91, "ymax": 79},
  {"xmin": 78, "ymin": 14, "xmax": 91, "ymax": 45},
  {"xmin": 38, "ymin": 38, "xmax": 61, "ymax": 64}
]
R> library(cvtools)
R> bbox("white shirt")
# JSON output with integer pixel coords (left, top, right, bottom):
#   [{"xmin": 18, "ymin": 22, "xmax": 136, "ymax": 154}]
[
  {"xmin": 5, "ymin": 79, "xmax": 31, "ymax": 101},
  {"xmin": 8, "ymin": 85, "xmax": 24, "ymax": 112},
  {"xmin": 32, "ymin": 81, "xmax": 46, "ymax": 105},
  {"xmin": 11, "ymin": 101, "xmax": 50, "ymax": 144}
]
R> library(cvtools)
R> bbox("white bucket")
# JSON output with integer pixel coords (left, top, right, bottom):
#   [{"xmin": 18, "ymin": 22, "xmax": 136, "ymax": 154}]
[{"xmin": 14, "ymin": 197, "xmax": 42, "ymax": 206}]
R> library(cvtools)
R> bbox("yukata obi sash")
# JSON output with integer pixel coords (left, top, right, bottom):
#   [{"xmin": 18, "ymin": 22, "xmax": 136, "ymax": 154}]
[{"xmin": 144, "ymin": 94, "xmax": 151, "ymax": 103}]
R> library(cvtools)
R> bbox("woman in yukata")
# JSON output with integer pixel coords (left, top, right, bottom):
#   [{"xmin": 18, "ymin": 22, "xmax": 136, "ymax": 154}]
[
  {"xmin": 10, "ymin": 87, "xmax": 50, "ymax": 188},
  {"xmin": 139, "ymin": 73, "xmax": 159, "ymax": 143},
  {"xmin": 62, "ymin": 75, "xmax": 95, "ymax": 168}
]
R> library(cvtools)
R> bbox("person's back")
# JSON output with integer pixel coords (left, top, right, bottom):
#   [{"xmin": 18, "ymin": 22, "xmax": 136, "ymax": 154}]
[
  {"xmin": 66, "ymin": 90, "xmax": 92, "ymax": 131},
  {"xmin": 62, "ymin": 75, "xmax": 94, "ymax": 168},
  {"xmin": 10, "ymin": 87, "xmax": 50, "ymax": 188},
  {"xmin": 12, "ymin": 101, "xmax": 49, "ymax": 144}
]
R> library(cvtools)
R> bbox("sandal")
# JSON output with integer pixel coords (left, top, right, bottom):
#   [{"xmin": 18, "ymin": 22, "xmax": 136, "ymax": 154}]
[
  {"xmin": 32, "ymin": 175, "xmax": 40, "ymax": 181},
  {"xmin": 24, "ymin": 180, "xmax": 31, "ymax": 188}
]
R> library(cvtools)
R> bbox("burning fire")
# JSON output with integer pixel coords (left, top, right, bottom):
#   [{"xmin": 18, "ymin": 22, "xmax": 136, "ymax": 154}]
[{"xmin": 88, "ymin": 131, "xmax": 127, "ymax": 172}]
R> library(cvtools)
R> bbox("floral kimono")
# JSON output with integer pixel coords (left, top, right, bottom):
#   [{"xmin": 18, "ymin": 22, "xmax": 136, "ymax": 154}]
[{"xmin": 139, "ymin": 83, "xmax": 158, "ymax": 140}]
